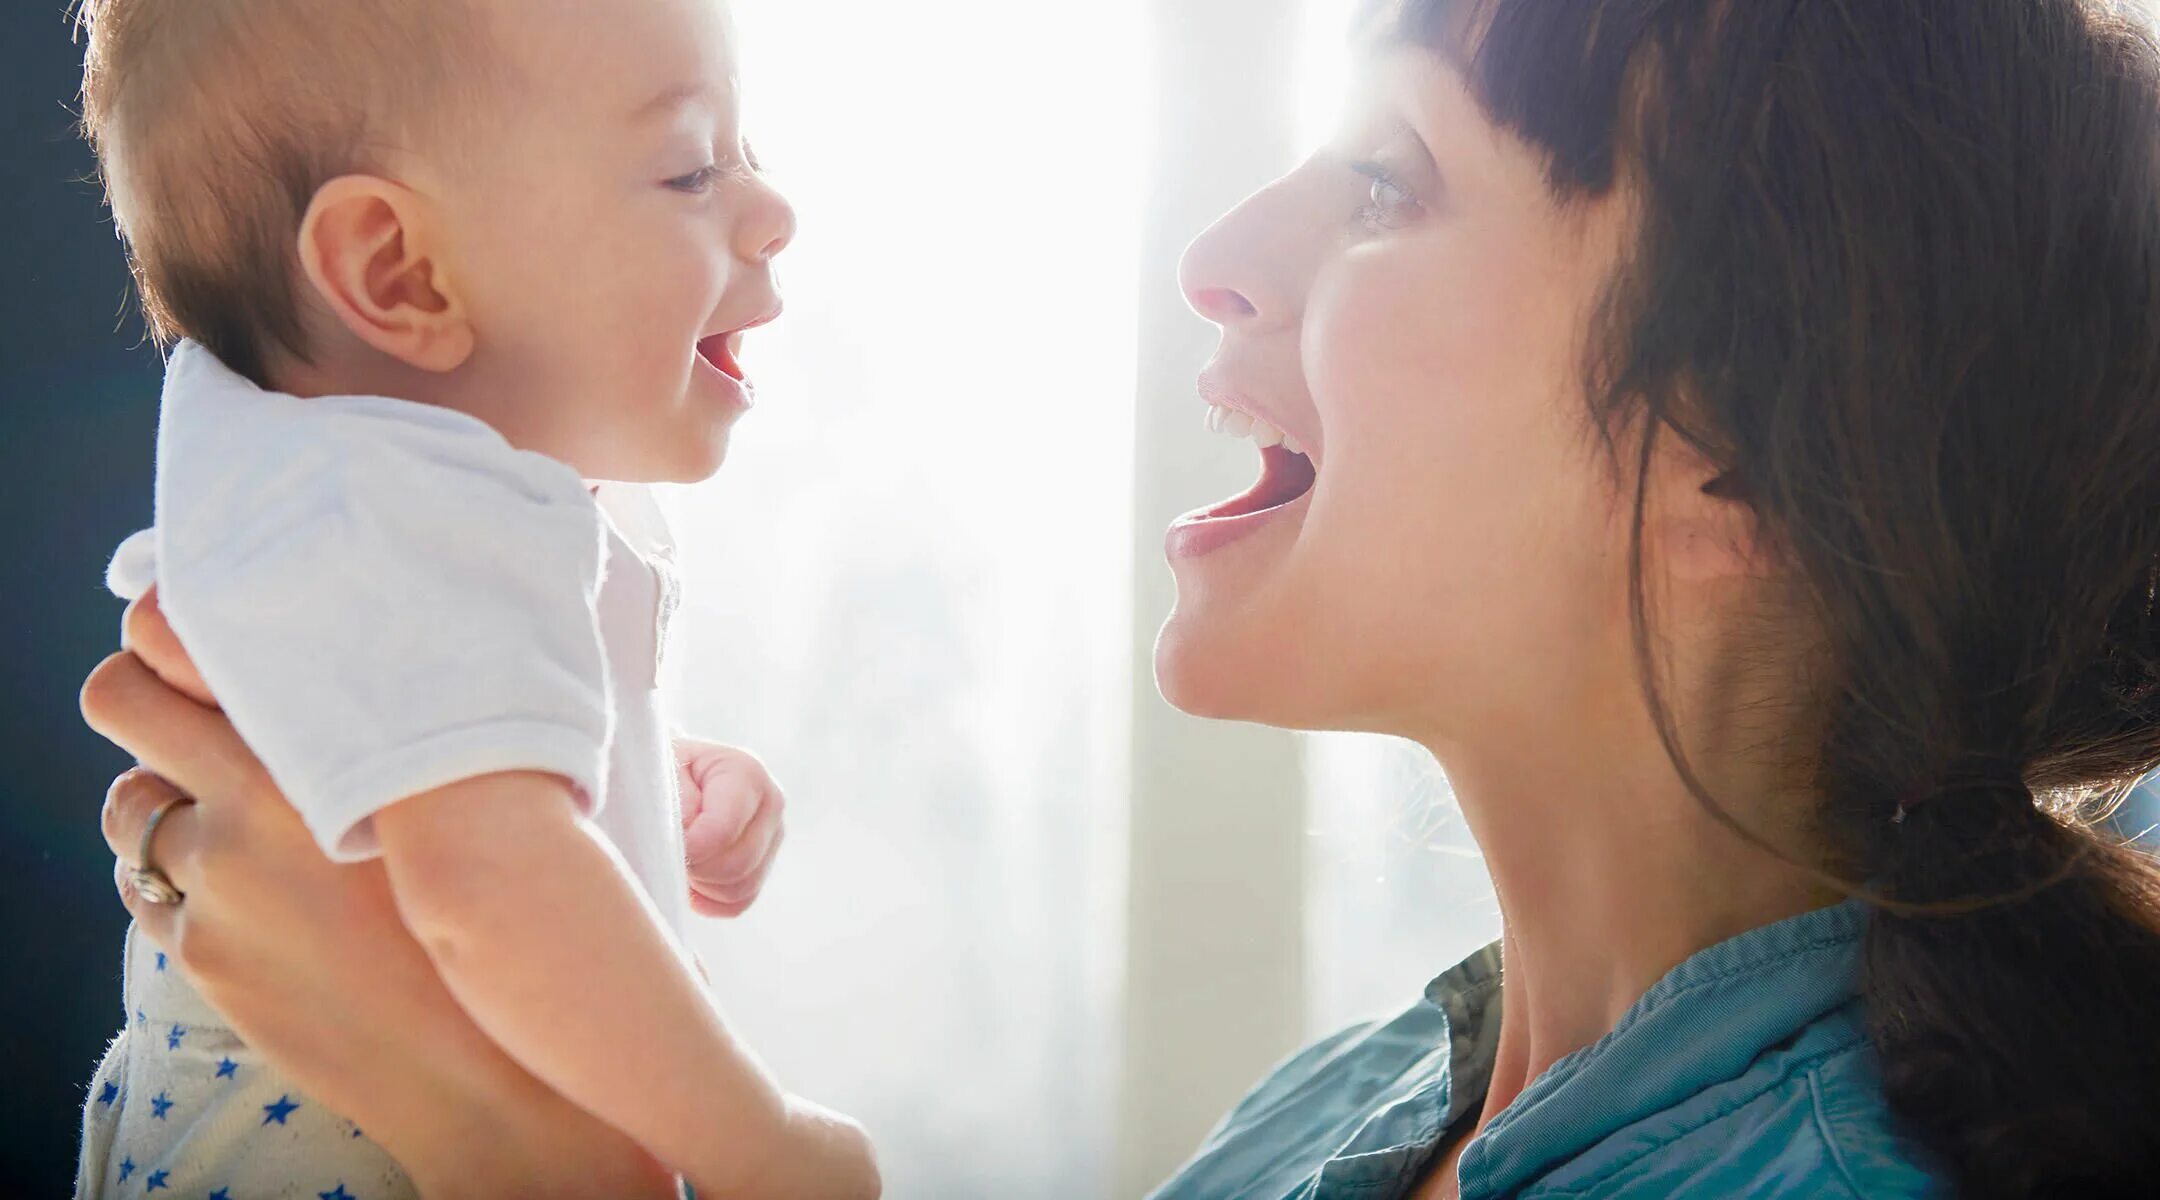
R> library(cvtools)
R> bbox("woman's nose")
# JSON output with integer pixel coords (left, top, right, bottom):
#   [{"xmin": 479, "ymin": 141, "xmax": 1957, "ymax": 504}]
[
  {"xmin": 1186, "ymin": 285, "xmax": 1259, "ymax": 324},
  {"xmin": 1179, "ymin": 238, "xmax": 1267, "ymax": 326},
  {"xmin": 1177, "ymin": 183, "xmax": 1295, "ymax": 329}
]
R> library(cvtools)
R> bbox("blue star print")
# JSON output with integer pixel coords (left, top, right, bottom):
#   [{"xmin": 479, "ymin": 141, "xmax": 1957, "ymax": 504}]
[
  {"xmin": 135, "ymin": 1008, "xmax": 146, "ymax": 1028},
  {"xmin": 145, "ymin": 1168, "xmax": 170, "ymax": 1191},
  {"xmin": 118, "ymin": 1157, "xmax": 135, "ymax": 1183},
  {"xmin": 150, "ymin": 1090, "xmax": 174, "ymax": 1120},
  {"xmin": 154, "ymin": 951, "xmax": 167, "ymax": 971},
  {"xmin": 262, "ymin": 1094, "xmax": 301, "ymax": 1125},
  {"xmin": 320, "ymin": 1185, "xmax": 356, "ymax": 1200},
  {"xmin": 166, "ymin": 1024, "xmax": 187, "ymax": 1051},
  {"xmin": 96, "ymin": 1081, "xmax": 118, "ymax": 1107},
  {"xmin": 210, "ymin": 1190, "xmax": 231, "ymax": 1200},
  {"xmin": 215, "ymin": 1056, "xmax": 239, "ymax": 1079}
]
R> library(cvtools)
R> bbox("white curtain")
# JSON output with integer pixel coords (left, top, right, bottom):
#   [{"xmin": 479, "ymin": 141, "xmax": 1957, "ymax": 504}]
[
  {"xmin": 665, "ymin": 3, "xmax": 1141, "ymax": 1196},
  {"xmin": 1302, "ymin": 734, "xmax": 1499, "ymax": 1036}
]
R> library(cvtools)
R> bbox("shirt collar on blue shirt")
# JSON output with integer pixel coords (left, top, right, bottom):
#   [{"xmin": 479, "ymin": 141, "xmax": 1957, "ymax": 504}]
[{"xmin": 1455, "ymin": 899, "xmax": 1871, "ymax": 1196}]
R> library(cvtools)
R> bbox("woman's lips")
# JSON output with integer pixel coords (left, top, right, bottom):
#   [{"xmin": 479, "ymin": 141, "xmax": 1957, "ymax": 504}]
[
  {"xmin": 1166, "ymin": 445, "xmax": 1318, "ymax": 559},
  {"xmin": 1198, "ymin": 372, "xmax": 1321, "ymax": 470}
]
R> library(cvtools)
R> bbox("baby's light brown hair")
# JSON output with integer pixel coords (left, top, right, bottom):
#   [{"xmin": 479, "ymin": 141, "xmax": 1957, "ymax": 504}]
[{"xmin": 75, "ymin": 0, "xmax": 501, "ymax": 383}]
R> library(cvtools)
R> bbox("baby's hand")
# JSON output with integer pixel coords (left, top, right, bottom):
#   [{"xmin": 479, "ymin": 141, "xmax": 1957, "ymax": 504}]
[{"xmin": 675, "ymin": 739, "xmax": 786, "ymax": 918}]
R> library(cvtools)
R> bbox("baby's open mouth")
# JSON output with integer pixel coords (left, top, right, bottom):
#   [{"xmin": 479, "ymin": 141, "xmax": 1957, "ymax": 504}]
[{"xmin": 697, "ymin": 333, "xmax": 745, "ymax": 382}]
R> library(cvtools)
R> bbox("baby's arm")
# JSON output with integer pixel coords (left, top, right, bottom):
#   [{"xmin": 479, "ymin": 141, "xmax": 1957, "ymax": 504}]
[{"xmin": 373, "ymin": 775, "xmax": 878, "ymax": 1199}]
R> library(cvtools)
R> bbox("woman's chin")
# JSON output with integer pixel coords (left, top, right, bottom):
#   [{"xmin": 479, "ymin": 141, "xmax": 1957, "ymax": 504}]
[{"xmin": 1153, "ymin": 607, "xmax": 1310, "ymax": 725}]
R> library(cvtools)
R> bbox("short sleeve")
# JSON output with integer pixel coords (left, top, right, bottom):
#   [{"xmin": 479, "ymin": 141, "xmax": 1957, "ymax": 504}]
[{"xmin": 145, "ymin": 378, "xmax": 613, "ymax": 862}]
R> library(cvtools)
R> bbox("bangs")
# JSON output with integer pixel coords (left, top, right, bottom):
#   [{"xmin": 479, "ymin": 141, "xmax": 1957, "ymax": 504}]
[{"xmin": 1360, "ymin": 0, "xmax": 1726, "ymax": 195}]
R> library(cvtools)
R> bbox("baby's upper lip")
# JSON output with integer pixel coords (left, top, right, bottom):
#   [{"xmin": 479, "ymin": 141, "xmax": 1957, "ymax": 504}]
[
  {"xmin": 736, "ymin": 303, "xmax": 784, "ymax": 333},
  {"xmin": 703, "ymin": 302, "xmax": 785, "ymax": 343},
  {"xmin": 1197, "ymin": 367, "xmax": 1322, "ymax": 465}
]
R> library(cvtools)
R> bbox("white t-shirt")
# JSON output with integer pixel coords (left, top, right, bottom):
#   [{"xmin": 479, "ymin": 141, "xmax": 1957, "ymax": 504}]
[{"xmin": 108, "ymin": 341, "xmax": 690, "ymax": 936}]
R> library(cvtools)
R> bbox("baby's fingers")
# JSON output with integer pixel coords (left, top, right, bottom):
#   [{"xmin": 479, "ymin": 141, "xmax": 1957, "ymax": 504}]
[{"xmin": 687, "ymin": 796, "xmax": 784, "ymax": 918}]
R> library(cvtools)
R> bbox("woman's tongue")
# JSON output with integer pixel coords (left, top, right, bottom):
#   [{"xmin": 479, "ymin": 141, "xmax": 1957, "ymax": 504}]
[{"xmin": 1209, "ymin": 446, "xmax": 1317, "ymax": 519}]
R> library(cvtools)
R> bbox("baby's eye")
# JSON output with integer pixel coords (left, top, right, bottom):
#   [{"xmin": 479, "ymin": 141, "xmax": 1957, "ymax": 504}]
[
  {"xmin": 665, "ymin": 165, "xmax": 725, "ymax": 194},
  {"xmin": 1350, "ymin": 161, "xmax": 1422, "ymax": 232}
]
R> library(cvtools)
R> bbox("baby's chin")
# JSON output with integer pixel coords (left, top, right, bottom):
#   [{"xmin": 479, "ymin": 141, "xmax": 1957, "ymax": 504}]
[
  {"xmin": 582, "ymin": 410, "xmax": 739, "ymax": 484},
  {"xmin": 629, "ymin": 432, "xmax": 735, "ymax": 485},
  {"xmin": 687, "ymin": 424, "xmax": 744, "ymax": 483}
]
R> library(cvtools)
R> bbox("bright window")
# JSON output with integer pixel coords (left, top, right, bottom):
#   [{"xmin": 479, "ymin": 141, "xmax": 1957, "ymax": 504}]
[{"xmin": 667, "ymin": 3, "xmax": 1141, "ymax": 1195}]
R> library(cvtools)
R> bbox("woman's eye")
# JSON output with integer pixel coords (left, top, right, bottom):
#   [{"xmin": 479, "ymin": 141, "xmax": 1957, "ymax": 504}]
[
  {"xmin": 665, "ymin": 165, "xmax": 724, "ymax": 194},
  {"xmin": 1350, "ymin": 161, "xmax": 1421, "ymax": 231}
]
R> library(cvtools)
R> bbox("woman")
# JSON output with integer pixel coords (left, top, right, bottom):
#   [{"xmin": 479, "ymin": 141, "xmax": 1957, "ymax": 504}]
[{"xmin": 84, "ymin": 0, "xmax": 2160, "ymax": 1195}]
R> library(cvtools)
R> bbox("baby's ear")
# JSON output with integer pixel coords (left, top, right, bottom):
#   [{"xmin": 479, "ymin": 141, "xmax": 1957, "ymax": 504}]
[{"xmin": 296, "ymin": 176, "xmax": 473, "ymax": 373}]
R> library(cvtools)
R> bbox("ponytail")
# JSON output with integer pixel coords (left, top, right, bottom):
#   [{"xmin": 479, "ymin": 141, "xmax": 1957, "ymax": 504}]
[{"xmin": 1864, "ymin": 779, "xmax": 2160, "ymax": 1195}]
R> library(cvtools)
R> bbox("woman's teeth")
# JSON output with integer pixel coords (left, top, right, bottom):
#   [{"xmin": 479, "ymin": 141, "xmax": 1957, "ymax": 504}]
[{"xmin": 1205, "ymin": 403, "xmax": 1306, "ymax": 457}]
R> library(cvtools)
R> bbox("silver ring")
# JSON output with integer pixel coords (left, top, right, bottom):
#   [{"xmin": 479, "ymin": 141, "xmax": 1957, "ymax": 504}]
[{"xmin": 131, "ymin": 795, "xmax": 194, "ymax": 906}]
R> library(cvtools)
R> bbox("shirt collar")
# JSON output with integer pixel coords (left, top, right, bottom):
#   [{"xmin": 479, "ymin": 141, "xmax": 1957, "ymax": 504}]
[{"xmin": 1457, "ymin": 899, "xmax": 1871, "ymax": 1196}]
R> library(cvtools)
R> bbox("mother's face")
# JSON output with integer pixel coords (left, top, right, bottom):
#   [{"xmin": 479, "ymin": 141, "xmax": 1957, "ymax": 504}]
[{"xmin": 1157, "ymin": 49, "xmax": 1639, "ymax": 741}]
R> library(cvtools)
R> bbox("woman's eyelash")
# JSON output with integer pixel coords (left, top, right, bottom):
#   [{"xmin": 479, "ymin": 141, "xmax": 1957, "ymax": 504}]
[{"xmin": 1349, "ymin": 160, "xmax": 1420, "ymax": 230}]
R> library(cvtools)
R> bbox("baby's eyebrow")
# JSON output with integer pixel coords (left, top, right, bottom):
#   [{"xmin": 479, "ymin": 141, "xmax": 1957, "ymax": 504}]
[{"xmin": 630, "ymin": 81, "xmax": 712, "ymax": 122}]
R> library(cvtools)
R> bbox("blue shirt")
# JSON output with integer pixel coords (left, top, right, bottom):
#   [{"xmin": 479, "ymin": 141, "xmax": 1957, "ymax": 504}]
[{"xmin": 1150, "ymin": 902, "xmax": 1948, "ymax": 1198}]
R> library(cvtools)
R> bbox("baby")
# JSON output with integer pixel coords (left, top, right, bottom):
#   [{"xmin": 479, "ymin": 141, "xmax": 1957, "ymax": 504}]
[{"xmin": 71, "ymin": 0, "xmax": 877, "ymax": 1197}]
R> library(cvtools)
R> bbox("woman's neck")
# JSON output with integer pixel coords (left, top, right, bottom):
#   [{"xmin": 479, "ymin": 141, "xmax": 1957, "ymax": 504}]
[{"xmin": 1425, "ymin": 702, "xmax": 1837, "ymax": 1136}]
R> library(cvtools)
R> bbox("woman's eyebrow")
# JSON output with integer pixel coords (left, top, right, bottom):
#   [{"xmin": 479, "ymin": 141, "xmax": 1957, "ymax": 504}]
[
  {"xmin": 1389, "ymin": 113, "xmax": 1439, "ymax": 168},
  {"xmin": 1383, "ymin": 62, "xmax": 1458, "ymax": 168}
]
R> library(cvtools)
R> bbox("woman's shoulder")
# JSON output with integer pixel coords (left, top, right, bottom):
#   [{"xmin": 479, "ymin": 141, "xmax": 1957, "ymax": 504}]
[
  {"xmin": 1521, "ymin": 1002, "xmax": 1948, "ymax": 1199},
  {"xmin": 1150, "ymin": 947, "xmax": 1495, "ymax": 1200}
]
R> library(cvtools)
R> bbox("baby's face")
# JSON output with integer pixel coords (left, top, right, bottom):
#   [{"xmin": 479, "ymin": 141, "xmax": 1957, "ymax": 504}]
[{"xmin": 429, "ymin": 0, "xmax": 793, "ymax": 483}]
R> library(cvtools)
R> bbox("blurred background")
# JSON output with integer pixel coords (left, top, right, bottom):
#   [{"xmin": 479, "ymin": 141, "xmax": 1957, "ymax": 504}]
[{"xmin": 6, "ymin": 0, "xmax": 2154, "ymax": 1196}]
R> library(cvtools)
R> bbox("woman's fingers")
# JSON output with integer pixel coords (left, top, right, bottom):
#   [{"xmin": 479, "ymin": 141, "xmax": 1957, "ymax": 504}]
[
  {"xmin": 121, "ymin": 589, "xmax": 216, "ymax": 709},
  {"xmin": 102, "ymin": 767, "xmax": 203, "ymax": 891},
  {"xmin": 116, "ymin": 855, "xmax": 182, "ymax": 950},
  {"xmin": 81, "ymin": 651, "xmax": 266, "ymax": 805}
]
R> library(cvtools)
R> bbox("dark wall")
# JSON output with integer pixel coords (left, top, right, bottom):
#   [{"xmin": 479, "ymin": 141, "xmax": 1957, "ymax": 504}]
[{"xmin": 3, "ymin": 5, "xmax": 164, "ymax": 1193}]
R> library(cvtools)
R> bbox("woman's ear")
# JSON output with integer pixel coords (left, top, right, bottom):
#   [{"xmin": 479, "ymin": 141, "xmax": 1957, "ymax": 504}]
[
  {"xmin": 1646, "ymin": 436, "xmax": 1778, "ymax": 585},
  {"xmin": 296, "ymin": 176, "xmax": 474, "ymax": 373}
]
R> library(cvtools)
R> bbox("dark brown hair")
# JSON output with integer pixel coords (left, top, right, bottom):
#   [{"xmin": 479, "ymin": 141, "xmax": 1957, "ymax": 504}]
[{"xmin": 1394, "ymin": 0, "xmax": 2160, "ymax": 1192}]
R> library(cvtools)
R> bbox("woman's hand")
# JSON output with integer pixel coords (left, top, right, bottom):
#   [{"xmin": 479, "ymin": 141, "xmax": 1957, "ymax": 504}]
[{"xmin": 84, "ymin": 592, "xmax": 678, "ymax": 1200}]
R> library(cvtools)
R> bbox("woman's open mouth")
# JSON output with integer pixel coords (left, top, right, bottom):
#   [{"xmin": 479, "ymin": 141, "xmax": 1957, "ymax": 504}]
[
  {"xmin": 1201, "ymin": 444, "xmax": 1317, "ymax": 520},
  {"xmin": 1167, "ymin": 442, "xmax": 1319, "ymax": 559}
]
